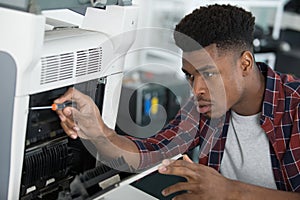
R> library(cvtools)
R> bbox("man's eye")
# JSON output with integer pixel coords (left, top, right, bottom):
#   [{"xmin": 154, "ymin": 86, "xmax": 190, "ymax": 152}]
[
  {"xmin": 202, "ymin": 72, "xmax": 215, "ymax": 78},
  {"xmin": 185, "ymin": 74, "xmax": 194, "ymax": 80}
]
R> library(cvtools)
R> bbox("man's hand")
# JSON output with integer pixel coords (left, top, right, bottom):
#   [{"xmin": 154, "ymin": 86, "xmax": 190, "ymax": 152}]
[
  {"xmin": 54, "ymin": 87, "xmax": 141, "ymax": 169},
  {"xmin": 158, "ymin": 155, "xmax": 235, "ymax": 200},
  {"xmin": 54, "ymin": 87, "xmax": 111, "ymax": 140}
]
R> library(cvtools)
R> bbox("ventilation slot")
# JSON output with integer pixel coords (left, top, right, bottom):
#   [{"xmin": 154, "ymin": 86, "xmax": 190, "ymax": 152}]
[
  {"xmin": 40, "ymin": 53, "xmax": 74, "ymax": 85},
  {"xmin": 76, "ymin": 47, "xmax": 102, "ymax": 77}
]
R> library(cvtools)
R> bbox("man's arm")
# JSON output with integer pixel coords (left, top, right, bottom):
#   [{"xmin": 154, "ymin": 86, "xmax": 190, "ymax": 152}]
[
  {"xmin": 55, "ymin": 88, "xmax": 202, "ymax": 171},
  {"xmin": 90, "ymin": 127, "xmax": 141, "ymax": 169}
]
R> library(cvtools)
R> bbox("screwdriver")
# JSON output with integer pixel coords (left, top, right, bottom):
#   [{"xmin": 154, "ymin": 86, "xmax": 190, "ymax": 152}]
[{"xmin": 30, "ymin": 101, "xmax": 77, "ymax": 111}]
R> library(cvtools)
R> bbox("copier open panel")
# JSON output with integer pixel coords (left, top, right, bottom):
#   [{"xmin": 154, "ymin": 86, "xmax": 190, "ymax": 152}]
[{"xmin": 0, "ymin": 2, "xmax": 140, "ymax": 199}]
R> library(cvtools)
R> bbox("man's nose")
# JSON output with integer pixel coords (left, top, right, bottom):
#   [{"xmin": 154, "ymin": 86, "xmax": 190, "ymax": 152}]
[{"xmin": 192, "ymin": 76, "xmax": 208, "ymax": 96}]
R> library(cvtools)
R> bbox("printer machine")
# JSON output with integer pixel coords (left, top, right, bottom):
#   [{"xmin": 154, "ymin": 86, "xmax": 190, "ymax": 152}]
[
  {"xmin": 0, "ymin": 1, "xmax": 160, "ymax": 199},
  {"xmin": 0, "ymin": 1, "xmax": 186, "ymax": 199}
]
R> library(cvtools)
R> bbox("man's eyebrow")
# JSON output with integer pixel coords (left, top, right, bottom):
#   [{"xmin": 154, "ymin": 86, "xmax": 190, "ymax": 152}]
[
  {"xmin": 182, "ymin": 65, "xmax": 216, "ymax": 75},
  {"xmin": 197, "ymin": 65, "xmax": 216, "ymax": 72}
]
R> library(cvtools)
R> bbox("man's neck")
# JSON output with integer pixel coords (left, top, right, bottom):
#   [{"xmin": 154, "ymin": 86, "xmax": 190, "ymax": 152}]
[{"xmin": 232, "ymin": 67, "xmax": 266, "ymax": 116}]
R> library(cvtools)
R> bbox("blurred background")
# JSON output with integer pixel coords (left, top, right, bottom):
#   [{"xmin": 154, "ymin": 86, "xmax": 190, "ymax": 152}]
[
  {"xmin": 126, "ymin": 0, "xmax": 300, "ymax": 74},
  {"xmin": 117, "ymin": 0, "xmax": 300, "ymax": 137}
]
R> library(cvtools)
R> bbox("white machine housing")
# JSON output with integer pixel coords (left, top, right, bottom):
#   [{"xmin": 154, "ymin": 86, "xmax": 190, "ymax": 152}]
[{"xmin": 0, "ymin": 5, "xmax": 138, "ymax": 199}]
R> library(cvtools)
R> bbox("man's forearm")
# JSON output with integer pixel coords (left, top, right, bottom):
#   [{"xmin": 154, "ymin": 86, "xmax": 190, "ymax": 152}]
[
  {"xmin": 231, "ymin": 179, "xmax": 300, "ymax": 200},
  {"xmin": 91, "ymin": 128, "xmax": 141, "ymax": 169}
]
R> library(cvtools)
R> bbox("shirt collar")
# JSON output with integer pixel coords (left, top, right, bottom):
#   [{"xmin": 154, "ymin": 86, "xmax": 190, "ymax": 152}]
[{"xmin": 257, "ymin": 62, "xmax": 279, "ymax": 120}]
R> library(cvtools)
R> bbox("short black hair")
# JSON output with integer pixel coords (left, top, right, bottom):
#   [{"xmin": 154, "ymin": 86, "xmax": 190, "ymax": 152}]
[{"xmin": 174, "ymin": 4, "xmax": 255, "ymax": 53}]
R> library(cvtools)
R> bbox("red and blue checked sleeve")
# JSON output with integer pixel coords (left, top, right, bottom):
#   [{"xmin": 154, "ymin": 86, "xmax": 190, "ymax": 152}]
[{"xmin": 127, "ymin": 99, "xmax": 201, "ymax": 170}]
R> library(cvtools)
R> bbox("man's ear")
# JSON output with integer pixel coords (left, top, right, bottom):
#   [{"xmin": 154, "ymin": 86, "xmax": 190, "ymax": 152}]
[{"xmin": 240, "ymin": 51, "xmax": 254, "ymax": 76}]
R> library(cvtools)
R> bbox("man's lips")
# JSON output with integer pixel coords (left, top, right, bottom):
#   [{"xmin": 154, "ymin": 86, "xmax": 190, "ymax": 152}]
[
  {"xmin": 197, "ymin": 104, "xmax": 212, "ymax": 114},
  {"xmin": 194, "ymin": 98, "xmax": 212, "ymax": 114}
]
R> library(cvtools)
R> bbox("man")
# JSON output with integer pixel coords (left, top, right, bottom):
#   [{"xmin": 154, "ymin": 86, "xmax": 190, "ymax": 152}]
[{"xmin": 55, "ymin": 4, "xmax": 300, "ymax": 199}]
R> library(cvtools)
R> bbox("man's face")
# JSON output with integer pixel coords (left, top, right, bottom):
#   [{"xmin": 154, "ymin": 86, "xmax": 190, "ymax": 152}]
[{"xmin": 182, "ymin": 44, "xmax": 244, "ymax": 118}]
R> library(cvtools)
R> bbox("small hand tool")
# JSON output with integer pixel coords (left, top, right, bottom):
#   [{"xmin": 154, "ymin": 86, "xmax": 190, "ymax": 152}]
[{"xmin": 30, "ymin": 101, "xmax": 77, "ymax": 111}]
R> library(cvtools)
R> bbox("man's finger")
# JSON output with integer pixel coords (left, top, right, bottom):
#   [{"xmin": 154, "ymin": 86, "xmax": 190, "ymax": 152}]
[
  {"xmin": 162, "ymin": 182, "xmax": 197, "ymax": 197},
  {"xmin": 62, "ymin": 107, "xmax": 73, "ymax": 119},
  {"xmin": 161, "ymin": 159, "xmax": 176, "ymax": 166},
  {"xmin": 158, "ymin": 165, "xmax": 197, "ymax": 181},
  {"xmin": 54, "ymin": 87, "xmax": 74, "ymax": 118},
  {"xmin": 166, "ymin": 160, "xmax": 200, "ymax": 171},
  {"xmin": 60, "ymin": 122, "xmax": 78, "ymax": 139},
  {"xmin": 167, "ymin": 160, "xmax": 209, "ymax": 174},
  {"xmin": 54, "ymin": 87, "xmax": 74, "ymax": 104},
  {"xmin": 67, "ymin": 87, "xmax": 93, "ymax": 109},
  {"xmin": 182, "ymin": 154, "xmax": 193, "ymax": 163}
]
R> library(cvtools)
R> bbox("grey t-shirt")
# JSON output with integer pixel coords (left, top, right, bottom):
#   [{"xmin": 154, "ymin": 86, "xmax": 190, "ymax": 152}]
[{"xmin": 220, "ymin": 110, "xmax": 277, "ymax": 189}]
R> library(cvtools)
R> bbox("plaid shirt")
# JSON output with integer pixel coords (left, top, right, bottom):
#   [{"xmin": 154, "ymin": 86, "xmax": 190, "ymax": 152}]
[{"xmin": 129, "ymin": 62, "xmax": 300, "ymax": 192}]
